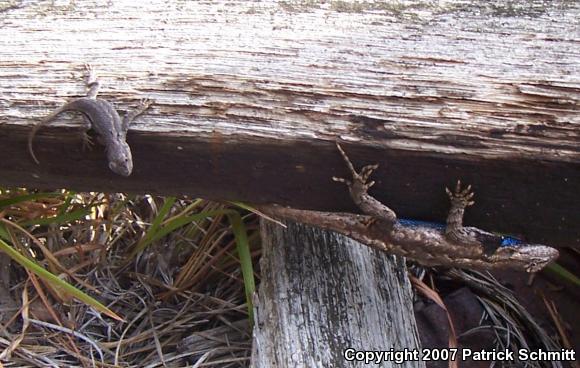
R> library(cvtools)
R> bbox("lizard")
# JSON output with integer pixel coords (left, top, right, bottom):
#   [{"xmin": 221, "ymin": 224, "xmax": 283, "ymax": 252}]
[
  {"xmin": 28, "ymin": 64, "xmax": 151, "ymax": 177},
  {"xmin": 257, "ymin": 143, "xmax": 559, "ymax": 272}
]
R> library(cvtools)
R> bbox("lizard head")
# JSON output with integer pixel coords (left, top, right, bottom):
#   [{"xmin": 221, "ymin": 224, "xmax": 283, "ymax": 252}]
[
  {"xmin": 106, "ymin": 141, "xmax": 133, "ymax": 177},
  {"xmin": 492, "ymin": 245, "xmax": 559, "ymax": 273}
]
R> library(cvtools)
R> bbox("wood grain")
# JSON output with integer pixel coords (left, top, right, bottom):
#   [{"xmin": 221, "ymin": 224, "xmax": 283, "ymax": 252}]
[
  {"xmin": 253, "ymin": 219, "xmax": 424, "ymax": 368},
  {"xmin": 0, "ymin": 1, "xmax": 578, "ymax": 246}
]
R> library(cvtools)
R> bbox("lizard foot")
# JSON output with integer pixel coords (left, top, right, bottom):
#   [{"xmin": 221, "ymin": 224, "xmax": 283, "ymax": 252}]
[
  {"xmin": 332, "ymin": 143, "xmax": 378, "ymax": 193},
  {"xmin": 445, "ymin": 180, "xmax": 475, "ymax": 210},
  {"xmin": 84, "ymin": 63, "xmax": 97, "ymax": 82},
  {"xmin": 84, "ymin": 63, "xmax": 100, "ymax": 99},
  {"xmin": 138, "ymin": 98, "xmax": 153, "ymax": 109}
]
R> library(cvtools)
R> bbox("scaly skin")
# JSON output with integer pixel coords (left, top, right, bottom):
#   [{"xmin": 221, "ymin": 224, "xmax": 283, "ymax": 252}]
[
  {"xmin": 258, "ymin": 144, "xmax": 559, "ymax": 272},
  {"xmin": 28, "ymin": 64, "xmax": 151, "ymax": 176}
]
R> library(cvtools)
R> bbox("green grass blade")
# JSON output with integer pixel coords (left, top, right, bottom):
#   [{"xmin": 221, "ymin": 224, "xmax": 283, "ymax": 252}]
[
  {"xmin": 229, "ymin": 201, "xmax": 255, "ymax": 212},
  {"xmin": 227, "ymin": 212, "xmax": 255, "ymax": 325},
  {"xmin": 20, "ymin": 207, "xmax": 92, "ymax": 227},
  {"xmin": 0, "ymin": 223, "xmax": 10, "ymax": 242},
  {"xmin": 0, "ymin": 238, "xmax": 123, "ymax": 321},
  {"xmin": 143, "ymin": 209, "xmax": 236, "ymax": 246},
  {"xmin": 131, "ymin": 197, "xmax": 176, "ymax": 256},
  {"xmin": 57, "ymin": 191, "xmax": 76, "ymax": 216},
  {"xmin": 0, "ymin": 192, "xmax": 61, "ymax": 209},
  {"xmin": 148, "ymin": 197, "xmax": 176, "ymax": 235},
  {"xmin": 129, "ymin": 205, "xmax": 229, "ymax": 259},
  {"xmin": 546, "ymin": 263, "xmax": 580, "ymax": 287},
  {"xmin": 128, "ymin": 204, "xmax": 257, "ymax": 323}
]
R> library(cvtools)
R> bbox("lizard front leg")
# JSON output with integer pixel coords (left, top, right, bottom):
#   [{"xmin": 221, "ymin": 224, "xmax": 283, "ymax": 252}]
[{"xmin": 333, "ymin": 143, "xmax": 397, "ymax": 226}]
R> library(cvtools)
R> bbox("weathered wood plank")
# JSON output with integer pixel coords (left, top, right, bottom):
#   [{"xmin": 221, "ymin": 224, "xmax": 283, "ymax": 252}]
[
  {"xmin": 252, "ymin": 219, "xmax": 424, "ymax": 368},
  {"xmin": 0, "ymin": 1, "xmax": 578, "ymax": 246}
]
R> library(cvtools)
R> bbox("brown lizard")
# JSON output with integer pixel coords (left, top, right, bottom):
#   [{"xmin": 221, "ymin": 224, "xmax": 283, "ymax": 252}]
[
  {"xmin": 28, "ymin": 65, "xmax": 151, "ymax": 176},
  {"xmin": 258, "ymin": 144, "xmax": 559, "ymax": 272}
]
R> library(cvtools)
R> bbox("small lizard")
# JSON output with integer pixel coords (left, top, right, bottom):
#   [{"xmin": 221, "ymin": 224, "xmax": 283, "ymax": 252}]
[
  {"xmin": 258, "ymin": 144, "xmax": 559, "ymax": 272},
  {"xmin": 28, "ymin": 65, "xmax": 151, "ymax": 176}
]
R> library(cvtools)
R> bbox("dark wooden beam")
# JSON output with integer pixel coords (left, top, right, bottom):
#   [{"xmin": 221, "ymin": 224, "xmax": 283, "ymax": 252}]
[{"xmin": 3, "ymin": 128, "xmax": 578, "ymax": 247}]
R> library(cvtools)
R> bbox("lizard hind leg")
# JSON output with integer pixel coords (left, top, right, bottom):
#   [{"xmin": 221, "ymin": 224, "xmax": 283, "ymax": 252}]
[
  {"xmin": 444, "ymin": 180, "xmax": 479, "ymax": 245},
  {"xmin": 445, "ymin": 180, "xmax": 475, "ymax": 231},
  {"xmin": 333, "ymin": 143, "xmax": 397, "ymax": 225}
]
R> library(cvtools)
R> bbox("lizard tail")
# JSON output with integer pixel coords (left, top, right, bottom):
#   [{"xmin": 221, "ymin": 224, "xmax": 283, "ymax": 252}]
[
  {"xmin": 28, "ymin": 126, "xmax": 41, "ymax": 165},
  {"xmin": 28, "ymin": 106, "xmax": 68, "ymax": 165}
]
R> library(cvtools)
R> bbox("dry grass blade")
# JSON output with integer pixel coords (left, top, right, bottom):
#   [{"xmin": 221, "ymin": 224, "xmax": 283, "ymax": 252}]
[
  {"xmin": 1, "ymin": 188, "xmax": 258, "ymax": 367},
  {"xmin": 444, "ymin": 269, "xmax": 564, "ymax": 368},
  {"xmin": 29, "ymin": 318, "xmax": 107, "ymax": 362},
  {"xmin": 541, "ymin": 296, "xmax": 578, "ymax": 368},
  {"xmin": 0, "ymin": 282, "xmax": 30, "ymax": 361},
  {"xmin": 410, "ymin": 274, "xmax": 459, "ymax": 368},
  {"xmin": 230, "ymin": 202, "xmax": 286, "ymax": 228},
  {"xmin": 0, "ymin": 236, "xmax": 122, "ymax": 322}
]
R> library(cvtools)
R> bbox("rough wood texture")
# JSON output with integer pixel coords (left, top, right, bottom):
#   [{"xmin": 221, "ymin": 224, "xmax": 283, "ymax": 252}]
[
  {"xmin": 0, "ymin": 1, "xmax": 578, "ymax": 246},
  {"xmin": 253, "ymin": 219, "xmax": 424, "ymax": 368}
]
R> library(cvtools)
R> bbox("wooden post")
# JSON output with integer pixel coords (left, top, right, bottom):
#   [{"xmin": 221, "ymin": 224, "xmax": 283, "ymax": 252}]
[{"xmin": 252, "ymin": 219, "xmax": 424, "ymax": 368}]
